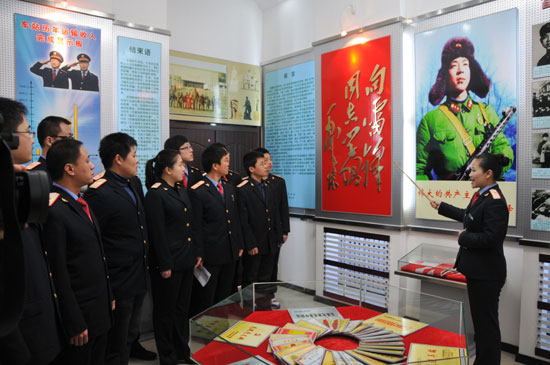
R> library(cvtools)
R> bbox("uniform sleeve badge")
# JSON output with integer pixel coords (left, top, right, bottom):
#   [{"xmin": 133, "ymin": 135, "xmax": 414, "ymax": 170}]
[
  {"xmin": 489, "ymin": 189, "xmax": 501, "ymax": 199},
  {"xmin": 49, "ymin": 192, "xmax": 60, "ymax": 206}
]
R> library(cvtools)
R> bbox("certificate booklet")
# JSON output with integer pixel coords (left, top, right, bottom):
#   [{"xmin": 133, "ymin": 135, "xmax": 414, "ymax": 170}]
[
  {"xmin": 288, "ymin": 307, "xmax": 343, "ymax": 323},
  {"xmin": 407, "ymin": 343, "xmax": 467, "ymax": 364},
  {"xmin": 361, "ymin": 313, "xmax": 428, "ymax": 336},
  {"xmin": 216, "ymin": 320, "xmax": 278, "ymax": 348}
]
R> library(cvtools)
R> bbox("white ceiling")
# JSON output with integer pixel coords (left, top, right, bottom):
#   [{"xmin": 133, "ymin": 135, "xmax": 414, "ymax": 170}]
[{"xmin": 253, "ymin": 0, "xmax": 288, "ymax": 11}]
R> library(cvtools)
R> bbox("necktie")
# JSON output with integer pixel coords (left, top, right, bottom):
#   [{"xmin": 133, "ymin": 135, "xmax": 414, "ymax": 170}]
[
  {"xmin": 82, "ymin": 71, "xmax": 85, "ymax": 81},
  {"xmin": 217, "ymin": 182, "xmax": 224, "ymax": 197},
  {"xmin": 52, "ymin": 69, "xmax": 56, "ymax": 82},
  {"xmin": 182, "ymin": 173, "xmax": 188, "ymax": 189},
  {"xmin": 77, "ymin": 197, "xmax": 93, "ymax": 222},
  {"xmin": 471, "ymin": 191, "xmax": 480, "ymax": 204},
  {"xmin": 258, "ymin": 182, "xmax": 265, "ymax": 200}
]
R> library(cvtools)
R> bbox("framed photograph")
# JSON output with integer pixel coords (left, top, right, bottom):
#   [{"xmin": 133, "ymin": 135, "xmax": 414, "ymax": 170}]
[
  {"xmin": 532, "ymin": 189, "xmax": 550, "ymax": 231},
  {"xmin": 532, "ymin": 131, "xmax": 550, "ymax": 178},
  {"xmin": 533, "ymin": 22, "xmax": 550, "ymax": 78},
  {"xmin": 532, "ymin": 80, "xmax": 550, "ymax": 129}
]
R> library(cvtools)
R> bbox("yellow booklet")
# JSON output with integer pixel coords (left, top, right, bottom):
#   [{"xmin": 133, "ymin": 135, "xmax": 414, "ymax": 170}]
[
  {"xmin": 216, "ymin": 320, "xmax": 278, "ymax": 348},
  {"xmin": 362, "ymin": 313, "xmax": 428, "ymax": 336},
  {"xmin": 407, "ymin": 343, "xmax": 467, "ymax": 364}
]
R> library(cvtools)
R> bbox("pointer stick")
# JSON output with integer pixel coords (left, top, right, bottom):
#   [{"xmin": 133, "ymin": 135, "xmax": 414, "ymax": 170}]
[{"xmin": 393, "ymin": 161, "xmax": 434, "ymax": 204}]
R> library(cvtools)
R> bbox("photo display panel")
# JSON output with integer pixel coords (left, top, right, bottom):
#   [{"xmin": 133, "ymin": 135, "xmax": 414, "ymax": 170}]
[{"xmin": 265, "ymin": 60, "xmax": 316, "ymax": 209}]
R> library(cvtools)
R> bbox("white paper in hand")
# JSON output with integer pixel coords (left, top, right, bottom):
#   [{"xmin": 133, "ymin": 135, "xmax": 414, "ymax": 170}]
[{"xmin": 194, "ymin": 266, "xmax": 211, "ymax": 287}]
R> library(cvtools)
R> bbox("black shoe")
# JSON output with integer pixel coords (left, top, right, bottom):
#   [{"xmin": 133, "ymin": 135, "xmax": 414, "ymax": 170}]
[{"xmin": 130, "ymin": 342, "xmax": 157, "ymax": 361}]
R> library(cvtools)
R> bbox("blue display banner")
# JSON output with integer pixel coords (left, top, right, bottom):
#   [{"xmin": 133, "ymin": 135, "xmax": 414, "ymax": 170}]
[
  {"xmin": 15, "ymin": 13, "xmax": 101, "ymax": 172},
  {"xmin": 265, "ymin": 61, "xmax": 315, "ymax": 209},
  {"xmin": 117, "ymin": 36, "xmax": 162, "ymax": 187}
]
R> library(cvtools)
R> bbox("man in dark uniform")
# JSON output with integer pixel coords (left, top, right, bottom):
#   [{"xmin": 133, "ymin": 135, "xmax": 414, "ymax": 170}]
[
  {"xmin": 538, "ymin": 23, "xmax": 550, "ymax": 66},
  {"xmin": 164, "ymin": 135, "xmax": 203, "ymax": 189},
  {"xmin": 84, "ymin": 133, "xmax": 156, "ymax": 364},
  {"xmin": 189, "ymin": 143, "xmax": 243, "ymax": 314},
  {"xmin": 30, "ymin": 51, "xmax": 69, "ymax": 89},
  {"xmin": 0, "ymin": 98, "xmax": 64, "ymax": 365},
  {"xmin": 254, "ymin": 148, "xmax": 290, "ymax": 307},
  {"xmin": 26, "ymin": 115, "xmax": 74, "ymax": 185},
  {"xmin": 237, "ymin": 151, "xmax": 280, "ymax": 295},
  {"xmin": 62, "ymin": 53, "xmax": 100, "ymax": 92},
  {"xmin": 43, "ymin": 139, "xmax": 114, "ymax": 365}
]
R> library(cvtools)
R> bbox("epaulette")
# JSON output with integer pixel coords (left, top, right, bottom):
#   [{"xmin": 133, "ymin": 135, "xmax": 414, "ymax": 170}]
[
  {"xmin": 202, "ymin": 172, "xmax": 207, "ymax": 176},
  {"xmin": 191, "ymin": 180, "xmax": 205, "ymax": 190},
  {"xmin": 89, "ymin": 178, "xmax": 107, "ymax": 189},
  {"xmin": 151, "ymin": 182, "xmax": 161, "ymax": 189},
  {"xmin": 489, "ymin": 189, "xmax": 501, "ymax": 199},
  {"xmin": 243, "ymin": 176, "xmax": 249, "ymax": 180},
  {"xmin": 93, "ymin": 171, "xmax": 105, "ymax": 181},
  {"xmin": 271, "ymin": 174, "xmax": 284, "ymax": 180},
  {"xmin": 49, "ymin": 192, "xmax": 60, "ymax": 207},
  {"xmin": 190, "ymin": 166, "xmax": 201, "ymax": 171},
  {"xmin": 237, "ymin": 180, "xmax": 248, "ymax": 188},
  {"xmin": 26, "ymin": 161, "xmax": 41, "ymax": 170}
]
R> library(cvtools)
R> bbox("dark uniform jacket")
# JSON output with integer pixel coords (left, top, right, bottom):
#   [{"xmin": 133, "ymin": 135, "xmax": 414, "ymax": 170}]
[
  {"xmin": 62, "ymin": 68, "xmax": 99, "ymax": 91},
  {"xmin": 189, "ymin": 177, "xmax": 243, "ymax": 267},
  {"xmin": 30, "ymin": 63, "xmax": 69, "ymax": 88},
  {"xmin": 42, "ymin": 186, "xmax": 112, "ymax": 338},
  {"xmin": 267, "ymin": 173, "xmax": 290, "ymax": 239},
  {"xmin": 237, "ymin": 178, "xmax": 280, "ymax": 254},
  {"xmin": 538, "ymin": 53, "xmax": 550, "ymax": 66},
  {"xmin": 224, "ymin": 170, "xmax": 242, "ymax": 185},
  {"xmin": 438, "ymin": 185, "xmax": 508, "ymax": 281},
  {"xmin": 0, "ymin": 225, "xmax": 64, "ymax": 364},
  {"xmin": 144, "ymin": 180, "xmax": 197, "ymax": 272},
  {"xmin": 185, "ymin": 165, "xmax": 203, "ymax": 190},
  {"xmin": 84, "ymin": 170, "xmax": 148, "ymax": 300}
]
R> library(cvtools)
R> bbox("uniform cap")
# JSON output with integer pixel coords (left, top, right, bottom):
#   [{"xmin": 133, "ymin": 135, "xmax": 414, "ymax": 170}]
[
  {"xmin": 428, "ymin": 37, "xmax": 491, "ymax": 106},
  {"xmin": 77, "ymin": 53, "xmax": 91, "ymax": 62},
  {"xmin": 49, "ymin": 51, "xmax": 63, "ymax": 62}
]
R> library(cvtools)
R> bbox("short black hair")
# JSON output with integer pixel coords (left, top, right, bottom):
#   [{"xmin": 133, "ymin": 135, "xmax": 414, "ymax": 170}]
[
  {"xmin": 202, "ymin": 143, "xmax": 228, "ymax": 173},
  {"xmin": 0, "ymin": 97, "xmax": 27, "ymax": 133},
  {"xmin": 37, "ymin": 116, "xmax": 72, "ymax": 147},
  {"xmin": 254, "ymin": 147, "xmax": 270, "ymax": 156},
  {"xmin": 99, "ymin": 132, "xmax": 137, "ymax": 169},
  {"xmin": 47, "ymin": 139, "xmax": 83, "ymax": 182},
  {"xmin": 243, "ymin": 150, "xmax": 264, "ymax": 176},
  {"xmin": 543, "ymin": 133, "xmax": 549, "ymax": 138},
  {"xmin": 164, "ymin": 135, "xmax": 189, "ymax": 150}
]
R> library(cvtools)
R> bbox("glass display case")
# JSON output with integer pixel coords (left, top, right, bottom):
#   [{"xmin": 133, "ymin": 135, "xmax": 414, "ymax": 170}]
[
  {"xmin": 396, "ymin": 243, "xmax": 466, "ymax": 287},
  {"xmin": 189, "ymin": 280, "xmax": 468, "ymax": 364}
]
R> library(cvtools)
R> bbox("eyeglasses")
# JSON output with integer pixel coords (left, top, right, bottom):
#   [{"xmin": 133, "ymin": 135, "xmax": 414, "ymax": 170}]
[
  {"xmin": 179, "ymin": 146, "xmax": 193, "ymax": 151},
  {"xmin": 15, "ymin": 130, "xmax": 36, "ymax": 138},
  {"xmin": 52, "ymin": 135, "xmax": 74, "ymax": 140}
]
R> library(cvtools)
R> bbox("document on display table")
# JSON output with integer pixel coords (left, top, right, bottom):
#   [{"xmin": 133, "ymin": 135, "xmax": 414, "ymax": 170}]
[
  {"xmin": 288, "ymin": 306, "xmax": 343, "ymax": 323},
  {"xmin": 194, "ymin": 266, "xmax": 211, "ymax": 287}
]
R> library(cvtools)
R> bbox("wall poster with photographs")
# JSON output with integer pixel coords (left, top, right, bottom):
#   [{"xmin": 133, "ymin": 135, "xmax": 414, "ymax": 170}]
[
  {"xmin": 532, "ymin": 131, "xmax": 550, "ymax": 178},
  {"xmin": 169, "ymin": 50, "xmax": 261, "ymax": 126},
  {"xmin": 15, "ymin": 13, "xmax": 102, "ymax": 172},
  {"xmin": 414, "ymin": 9, "xmax": 518, "ymax": 225},
  {"xmin": 532, "ymin": 80, "xmax": 550, "ymax": 129},
  {"xmin": 533, "ymin": 22, "xmax": 550, "ymax": 79},
  {"xmin": 532, "ymin": 189, "xmax": 550, "ymax": 231}
]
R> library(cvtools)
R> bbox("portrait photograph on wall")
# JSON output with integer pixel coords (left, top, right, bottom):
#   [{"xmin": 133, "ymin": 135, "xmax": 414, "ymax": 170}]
[
  {"xmin": 533, "ymin": 80, "xmax": 550, "ymax": 129},
  {"xmin": 533, "ymin": 21, "xmax": 550, "ymax": 79},
  {"xmin": 15, "ymin": 13, "xmax": 102, "ymax": 171},
  {"xmin": 414, "ymin": 9, "xmax": 518, "ymax": 224},
  {"xmin": 169, "ymin": 50, "xmax": 261, "ymax": 126},
  {"xmin": 532, "ymin": 188, "xmax": 550, "ymax": 231},
  {"xmin": 532, "ymin": 131, "xmax": 550, "ymax": 178},
  {"xmin": 321, "ymin": 35, "xmax": 392, "ymax": 216}
]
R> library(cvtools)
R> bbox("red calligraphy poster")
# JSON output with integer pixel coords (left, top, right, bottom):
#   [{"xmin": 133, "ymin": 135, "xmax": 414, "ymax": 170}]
[{"xmin": 321, "ymin": 36, "xmax": 392, "ymax": 215}]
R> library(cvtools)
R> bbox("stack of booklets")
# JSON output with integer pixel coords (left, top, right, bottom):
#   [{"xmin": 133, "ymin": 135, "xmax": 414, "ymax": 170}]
[{"xmin": 268, "ymin": 318, "xmax": 408, "ymax": 364}]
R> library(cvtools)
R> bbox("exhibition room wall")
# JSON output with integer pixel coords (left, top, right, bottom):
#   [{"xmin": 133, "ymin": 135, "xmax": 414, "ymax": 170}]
[{"xmin": 2, "ymin": 0, "xmax": 548, "ymax": 362}]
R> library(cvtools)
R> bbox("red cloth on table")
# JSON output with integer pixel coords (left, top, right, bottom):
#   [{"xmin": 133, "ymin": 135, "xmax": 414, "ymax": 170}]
[
  {"xmin": 401, "ymin": 262, "xmax": 466, "ymax": 283},
  {"xmin": 192, "ymin": 306, "xmax": 466, "ymax": 365}
]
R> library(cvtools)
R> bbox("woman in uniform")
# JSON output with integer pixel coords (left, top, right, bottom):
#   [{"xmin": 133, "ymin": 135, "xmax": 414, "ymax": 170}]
[
  {"xmin": 144, "ymin": 149, "xmax": 202, "ymax": 365},
  {"xmin": 430, "ymin": 152, "xmax": 510, "ymax": 365}
]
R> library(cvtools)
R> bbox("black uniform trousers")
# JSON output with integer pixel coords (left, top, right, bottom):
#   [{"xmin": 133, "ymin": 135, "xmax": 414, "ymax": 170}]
[
  {"xmin": 467, "ymin": 278, "xmax": 505, "ymax": 365},
  {"xmin": 192, "ymin": 261, "xmax": 236, "ymax": 315},
  {"xmin": 150, "ymin": 269, "xmax": 194, "ymax": 365},
  {"xmin": 51, "ymin": 333, "xmax": 107, "ymax": 365},
  {"xmin": 105, "ymin": 294, "xmax": 145, "ymax": 365}
]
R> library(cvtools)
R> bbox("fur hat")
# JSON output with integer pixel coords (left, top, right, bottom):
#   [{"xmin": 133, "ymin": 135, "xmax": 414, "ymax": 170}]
[{"xmin": 428, "ymin": 37, "xmax": 491, "ymax": 106}]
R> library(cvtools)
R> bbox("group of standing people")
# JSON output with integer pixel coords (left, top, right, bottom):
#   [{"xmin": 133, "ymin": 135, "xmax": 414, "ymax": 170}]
[{"xmin": 0, "ymin": 96, "xmax": 290, "ymax": 365}]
